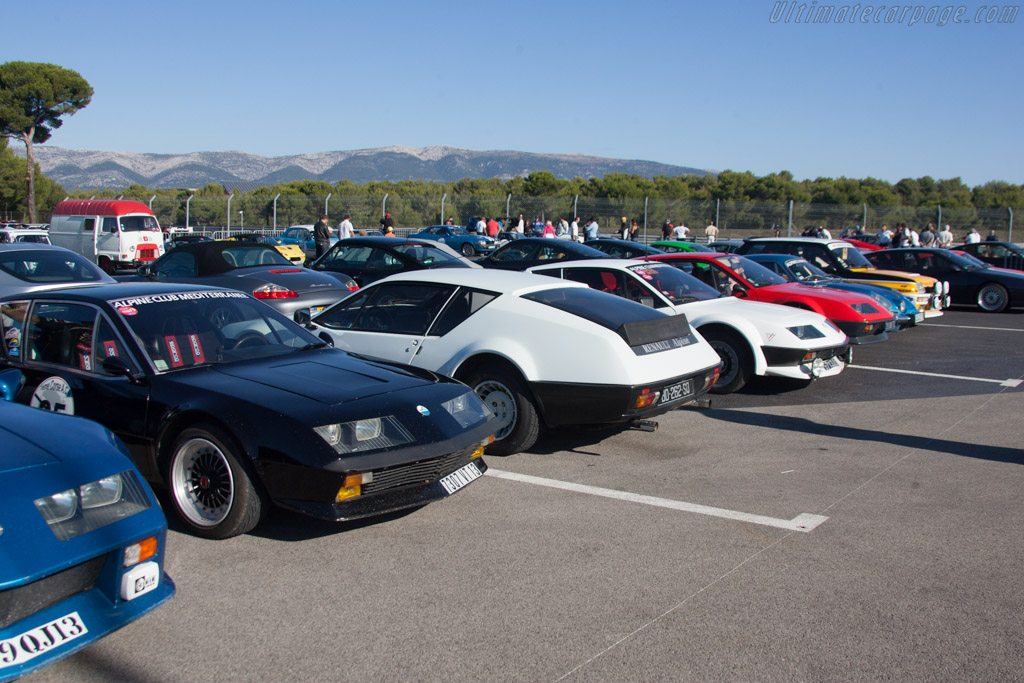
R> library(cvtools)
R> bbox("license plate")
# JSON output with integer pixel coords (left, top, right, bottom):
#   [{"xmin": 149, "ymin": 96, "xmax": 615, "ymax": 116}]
[
  {"xmin": 914, "ymin": 312, "xmax": 925, "ymax": 323},
  {"xmin": 310, "ymin": 306, "xmax": 325, "ymax": 314},
  {"xmin": 885, "ymin": 320, "xmax": 898, "ymax": 331},
  {"xmin": 0, "ymin": 612, "xmax": 88, "ymax": 670},
  {"xmin": 660, "ymin": 380, "xmax": 693, "ymax": 404},
  {"xmin": 440, "ymin": 461, "xmax": 482, "ymax": 495},
  {"xmin": 822, "ymin": 356, "xmax": 842, "ymax": 371}
]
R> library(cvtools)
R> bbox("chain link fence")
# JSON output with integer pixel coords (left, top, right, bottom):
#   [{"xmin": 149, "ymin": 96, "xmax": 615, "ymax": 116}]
[{"xmin": 43, "ymin": 195, "xmax": 1019, "ymax": 242}]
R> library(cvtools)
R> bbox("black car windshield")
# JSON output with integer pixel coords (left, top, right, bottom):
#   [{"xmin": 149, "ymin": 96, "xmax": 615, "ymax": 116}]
[
  {"xmin": 784, "ymin": 258, "xmax": 835, "ymax": 282},
  {"xmin": 628, "ymin": 263, "xmax": 720, "ymax": 304},
  {"xmin": 828, "ymin": 243, "xmax": 873, "ymax": 268},
  {"xmin": 0, "ymin": 250, "xmax": 109, "ymax": 284},
  {"xmin": 393, "ymin": 243, "xmax": 471, "ymax": 268},
  {"xmin": 108, "ymin": 290, "xmax": 323, "ymax": 372},
  {"xmin": 716, "ymin": 255, "xmax": 787, "ymax": 287}
]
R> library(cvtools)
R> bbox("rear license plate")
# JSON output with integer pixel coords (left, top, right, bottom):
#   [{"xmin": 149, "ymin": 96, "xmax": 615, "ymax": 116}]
[
  {"xmin": 660, "ymin": 380, "xmax": 693, "ymax": 404},
  {"xmin": 440, "ymin": 461, "xmax": 483, "ymax": 495},
  {"xmin": 0, "ymin": 611, "xmax": 88, "ymax": 670},
  {"xmin": 914, "ymin": 312, "xmax": 925, "ymax": 323}
]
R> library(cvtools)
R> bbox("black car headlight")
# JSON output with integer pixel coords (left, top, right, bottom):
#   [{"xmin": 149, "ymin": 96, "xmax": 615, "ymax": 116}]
[
  {"xmin": 34, "ymin": 470, "xmax": 152, "ymax": 541},
  {"xmin": 850, "ymin": 302, "xmax": 882, "ymax": 315},
  {"xmin": 441, "ymin": 391, "xmax": 493, "ymax": 428},
  {"xmin": 314, "ymin": 416, "xmax": 414, "ymax": 454},
  {"xmin": 787, "ymin": 325, "xmax": 826, "ymax": 340}
]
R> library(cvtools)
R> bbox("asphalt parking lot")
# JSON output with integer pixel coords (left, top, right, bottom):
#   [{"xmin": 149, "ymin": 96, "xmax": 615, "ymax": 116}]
[{"xmin": 30, "ymin": 305, "xmax": 1024, "ymax": 682}]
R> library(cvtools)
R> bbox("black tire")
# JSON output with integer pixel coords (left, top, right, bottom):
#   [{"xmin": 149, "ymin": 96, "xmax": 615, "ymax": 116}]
[
  {"xmin": 464, "ymin": 366, "xmax": 540, "ymax": 456},
  {"xmin": 98, "ymin": 256, "xmax": 114, "ymax": 275},
  {"xmin": 701, "ymin": 327, "xmax": 754, "ymax": 394},
  {"xmin": 167, "ymin": 424, "xmax": 266, "ymax": 539},
  {"xmin": 976, "ymin": 283, "xmax": 1008, "ymax": 313},
  {"xmin": 460, "ymin": 243, "xmax": 476, "ymax": 257}
]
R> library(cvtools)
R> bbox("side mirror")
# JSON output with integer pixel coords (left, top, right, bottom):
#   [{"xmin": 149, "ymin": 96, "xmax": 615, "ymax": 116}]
[
  {"xmin": 138, "ymin": 265, "xmax": 152, "ymax": 277},
  {"xmin": 102, "ymin": 355, "xmax": 144, "ymax": 384},
  {"xmin": 0, "ymin": 368, "xmax": 25, "ymax": 402},
  {"xmin": 318, "ymin": 332, "xmax": 334, "ymax": 347},
  {"xmin": 293, "ymin": 309, "xmax": 313, "ymax": 328}
]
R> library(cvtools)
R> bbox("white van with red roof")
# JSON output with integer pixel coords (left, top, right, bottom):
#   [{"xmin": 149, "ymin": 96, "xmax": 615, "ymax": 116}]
[{"xmin": 48, "ymin": 199, "xmax": 164, "ymax": 273}]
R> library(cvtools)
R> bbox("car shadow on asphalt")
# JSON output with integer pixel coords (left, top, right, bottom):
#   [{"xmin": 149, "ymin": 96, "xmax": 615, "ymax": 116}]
[
  {"xmin": 701, "ymin": 408, "xmax": 1024, "ymax": 465},
  {"xmin": 155, "ymin": 489, "xmax": 422, "ymax": 542}
]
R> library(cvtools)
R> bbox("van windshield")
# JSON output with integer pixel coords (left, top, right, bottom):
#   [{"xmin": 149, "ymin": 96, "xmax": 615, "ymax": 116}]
[{"xmin": 121, "ymin": 215, "xmax": 160, "ymax": 232}]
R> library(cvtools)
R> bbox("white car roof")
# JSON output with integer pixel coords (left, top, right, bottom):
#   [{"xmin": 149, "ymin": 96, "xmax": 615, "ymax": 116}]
[{"xmin": 373, "ymin": 267, "xmax": 587, "ymax": 296}]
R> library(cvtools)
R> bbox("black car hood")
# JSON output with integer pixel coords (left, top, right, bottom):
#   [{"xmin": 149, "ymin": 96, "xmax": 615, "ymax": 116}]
[{"xmin": 211, "ymin": 354, "xmax": 430, "ymax": 406}]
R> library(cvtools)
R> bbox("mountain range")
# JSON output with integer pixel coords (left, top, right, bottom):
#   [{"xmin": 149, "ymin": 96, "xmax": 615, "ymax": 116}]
[{"xmin": 13, "ymin": 145, "xmax": 713, "ymax": 191}]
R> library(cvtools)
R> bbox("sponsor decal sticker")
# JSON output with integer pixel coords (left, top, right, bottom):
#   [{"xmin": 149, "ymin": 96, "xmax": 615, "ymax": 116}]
[
  {"xmin": 117, "ymin": 306, "xmax": 138, "ymax": 316},
  {"xmin": 164, "ymin": 336, "xmax": 183, "ymax": 368},
  {"xmin": 30, "ymin": 376, "xmax": 74, "ymax": 415}
]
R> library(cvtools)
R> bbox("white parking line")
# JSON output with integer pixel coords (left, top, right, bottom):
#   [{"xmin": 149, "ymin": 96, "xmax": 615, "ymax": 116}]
[
  {"xmin": 923, "ymin": 323, "xmax": 1024, "ymax": 332},
  {"xmin": 484, "ymin": 469, "xmax": 828, "ymax": 532},
  {"xmin": 849, "ymin": 364, "xmax": 1024, "ymax": 387}
]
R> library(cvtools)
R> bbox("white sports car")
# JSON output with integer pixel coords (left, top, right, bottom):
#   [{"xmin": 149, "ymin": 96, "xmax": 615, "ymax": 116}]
[
  {"xmin": 528, "ymin": 259, "xmax": 851, "ymax": 394},
  {"xmin": 297, "ymin": 270, "xmax": 723, "ymax": 455}
]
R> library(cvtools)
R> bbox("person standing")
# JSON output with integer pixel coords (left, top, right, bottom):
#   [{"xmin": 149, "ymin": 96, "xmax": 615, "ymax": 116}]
[
  {"xmin": 661, "ymin": 220, "xmax": 673, "ymax": 239},
  {"xmin": 380, "ymin": 213, "xmax": 395, "ymax": 234},
  {"xmin": 620, "ymin": 216, "xmax": 630, "ymax": 240},
  {"xmin": 314, "ymin": 215, "xmax": 332, "ymax": 258},
  {"xmin": 965, "ymin": 227, "xmax": 981, "ymax": 244},
  {"xmin": 877, "ymin": 224, "xmax": 893, "ymax": 248},
  {"xmin": 705, "ymin": 222, "xmax": 719, "ymax": 242},
  {"xmin": 337, "ymin": 214, "xmax": 354, "ymax": 240},
  {"xmin": 985, "ymin": 228, "xmax": 1000, "ymax": 242},
  {"xmin": 628, "ymin": 219, "xmax": 640, "ymax": 241},
  {"xmin": 919, "ymin": 223, "xmax": 936, "ymax": 247},
  {"xmin": 938, "ymin": 224, "xmax": 954, "ymax": 248},
  {"xmin": 486, "ymin": 216, "xmax": 500, "ymax": 237},
  {"xmin": 584, "ymin": 218, "xmax": 600, "ymax": 240},
  {"xmin": 516, "ymin": 213, "xmax": 526, "ymax": 234},
  {"xmin": 570, "ymin": 217, "xmax": 581, "ymax": 242},
  {"xmin": 672, "ymin": 222, "xmax": 689, "ymax": 240}
]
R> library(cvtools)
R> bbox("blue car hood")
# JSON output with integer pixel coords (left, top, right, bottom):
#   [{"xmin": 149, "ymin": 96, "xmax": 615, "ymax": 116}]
[{"xmin": 0, "ymin": 425, "xmax": 59, "ymax": 472}]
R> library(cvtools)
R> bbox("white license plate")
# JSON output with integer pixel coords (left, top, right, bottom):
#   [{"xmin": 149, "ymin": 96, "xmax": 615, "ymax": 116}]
[
  {"xmin": 822, "ymin": 356, "xmax": 842, "ymax": 371},
  {"xmin": 660, "ymin": 380, "xmax": 693, "ymax": 404},
  {"xmin": 0, "ymin": 611, "xmax": 88, "ymax": 670},
  {"xmin": 914, "ymin": 312, "xmax": 926, "ymax": 323},
  {"xmin": 885, "ymin": 320, "xmax": 898, "ymax": 331},
  {"xmin": 440, "ymin": 461, "xmax": 482, "ymax": 495}
]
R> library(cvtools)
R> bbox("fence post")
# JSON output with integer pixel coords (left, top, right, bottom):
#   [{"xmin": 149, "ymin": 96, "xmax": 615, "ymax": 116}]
[
  {"xmin": 573, "ymin": 195, "xmax": 578, "ymax": 220},
  {"xmin": 186, "ymin": 194, "xmax": 194, "ymax": 229},
  {"xmin": 226, "ymin": 193, "xmax": 234, "ymax": 234},
  {"xmin": 273, "ymin": 193, "xmax": 280, "ymax": 230},
  {"xmin": 863, "ymin": 203, "xmax": 867, "ymax": 231},
  {"xmin": 149, "ymin": 195, "xmax": 156, "ymax": 211},
  {"xmin": 715, "ymin": 198, "xmax": 720, "ymax": 228},
  {"xmin": 937, "ymin": 205, "xmax": 942, "ymax": 231},
  {"xmin": 506, "ymin": 194, "xmax": 512, "ymax": 220},
  {"xmin": 1010, "ymin": 208, "xmax": 1014, "ymax": 242},
  {"xmin": 381, "ymin": 193, "xmax": 389, "ymax": 219},
  {"xmin": 788, "ymin": 200, "xmax": 794, "ymax": 236},
  {"xmin": 441, "ymin": 193, "xmax": 447, "ymax": 224}
]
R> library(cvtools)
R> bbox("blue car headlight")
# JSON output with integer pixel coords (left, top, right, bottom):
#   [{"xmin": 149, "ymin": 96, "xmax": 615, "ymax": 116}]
[
  {"xmin": 441, "ymin": 391, "xmax": 493, "ymax": 428},
  {"xmin": 315, "ymin": 416, "xmax": 415, "ymax": 454},
  {"xmin": 787, "ymin": 325, "xmax": 826, "ymax": 340},
  {"xmin": 35, "ymin": 470, "xmax": 151, "ymax": 541}
]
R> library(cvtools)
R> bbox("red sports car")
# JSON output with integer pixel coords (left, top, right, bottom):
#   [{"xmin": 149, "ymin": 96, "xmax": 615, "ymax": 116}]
[{"xmin": 642, "ymin": 252, "xmax": 896, "ymax": 344}]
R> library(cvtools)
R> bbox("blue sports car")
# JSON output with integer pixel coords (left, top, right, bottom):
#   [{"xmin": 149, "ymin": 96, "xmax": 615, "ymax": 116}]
[
  {"xmin": 407, "ymin": 225, "xmax": 498, "ymax": 257},
  {"xmin": 745, "ymin": 253, "xmax": 922, "ymax": 329},
  {"xmin": 0, "ymin": 369, "xmax": 174, "ymax": 681}
]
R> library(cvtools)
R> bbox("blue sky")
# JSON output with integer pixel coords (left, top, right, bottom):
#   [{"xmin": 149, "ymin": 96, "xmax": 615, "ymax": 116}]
[{"xmin": 7, "ymin": 0, "xmax": 1022, "ymax": 186}]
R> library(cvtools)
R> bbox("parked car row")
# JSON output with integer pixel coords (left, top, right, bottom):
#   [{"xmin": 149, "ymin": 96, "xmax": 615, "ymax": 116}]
[{"xmin": 3, "ymin": 229, "xmax": 1022, "ymax": 676}]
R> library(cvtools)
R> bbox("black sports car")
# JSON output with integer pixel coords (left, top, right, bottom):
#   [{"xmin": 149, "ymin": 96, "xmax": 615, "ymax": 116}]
[
  {"xmin": 120, "ymin": 241, "xmax": 358, "ymax": 317},
  {"xmin": 0, "ymin": 283, "xmax": 497, "ymax": 539},
  {"xmin": 309, "ymin": 236, "xmax": 479, "ymax": 286},
  {"xmin": 475, "ymin": 238, "xmax": 607, "ymax": 271},
  {"xmin": 955, "ymin": 241, "xmax": 1024, "ymax": 272},
  {"xmin": 866, "ymin": 247, "xmax": 1024, "ymax": 312}
]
